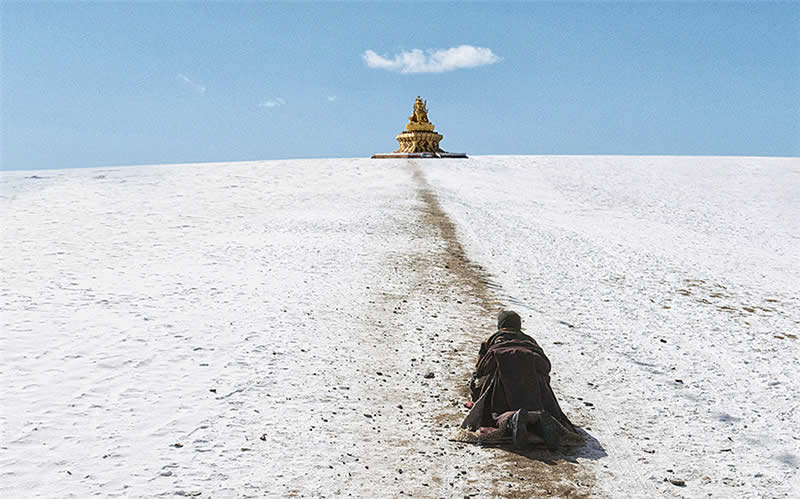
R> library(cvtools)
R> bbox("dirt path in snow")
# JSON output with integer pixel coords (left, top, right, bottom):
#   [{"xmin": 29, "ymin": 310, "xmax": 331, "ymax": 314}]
[{"xmin": 406, "ymin": 161, "xmax": 597, "ymax": 497}]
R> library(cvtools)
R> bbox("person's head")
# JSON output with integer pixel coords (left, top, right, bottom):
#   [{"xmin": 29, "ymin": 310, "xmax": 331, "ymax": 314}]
[{"xmin": 497, "ymin": 310, "xmax": 522, "ymax": 332}]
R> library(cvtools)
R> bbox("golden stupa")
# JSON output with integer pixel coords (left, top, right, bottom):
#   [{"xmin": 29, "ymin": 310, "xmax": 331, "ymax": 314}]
[{"xmin": 372, "ymin": 96, "xmax": 467, "ymax": 158}]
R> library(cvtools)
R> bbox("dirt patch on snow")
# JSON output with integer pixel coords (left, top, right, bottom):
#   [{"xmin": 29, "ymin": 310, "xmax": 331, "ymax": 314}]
[{"xmin": 407, "ymin": 161, "xmax": 597, "ymax": 497}]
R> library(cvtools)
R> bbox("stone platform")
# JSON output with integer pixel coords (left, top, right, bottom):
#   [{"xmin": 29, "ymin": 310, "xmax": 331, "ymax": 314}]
[{"xmin": 371, "ymin": 152, "xmax": 468, "ymax": 159}]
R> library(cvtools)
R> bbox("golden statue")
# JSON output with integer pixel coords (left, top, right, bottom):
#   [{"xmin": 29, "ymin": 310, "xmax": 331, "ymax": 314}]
[
  {"xmin": 404, "ymin": 96, "xmax": 436, "ymax": 133},
  {"xmin": 371, "ymin": 96, "xmax": 467, "ymax": 158},
  {"xmin": 409, "ymin": 96, "xmax": 430, "ymax": 123}
]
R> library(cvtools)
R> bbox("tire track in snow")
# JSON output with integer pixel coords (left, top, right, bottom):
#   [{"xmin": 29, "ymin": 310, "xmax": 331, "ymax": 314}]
[{"xmin": 409, "ymin": 161, "xmax": 598, "ymax": 497}]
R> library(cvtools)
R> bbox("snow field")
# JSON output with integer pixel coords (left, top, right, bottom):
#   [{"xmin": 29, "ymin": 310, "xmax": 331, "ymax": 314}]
[{"xmin": 2, "ymin": 155, "xmax": 797, "ymax": 497}]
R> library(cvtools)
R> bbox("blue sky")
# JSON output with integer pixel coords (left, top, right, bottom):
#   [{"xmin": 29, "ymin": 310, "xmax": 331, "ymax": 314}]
[{"xmin": 2, "ymin": 1, "xmax": 798, "ymax": 170}]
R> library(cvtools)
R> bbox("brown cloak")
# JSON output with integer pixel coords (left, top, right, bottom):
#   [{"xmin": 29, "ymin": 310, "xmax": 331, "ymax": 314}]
[{"xmin": 461, "ymin": 330, "xmax": 575, "ymax": 432}]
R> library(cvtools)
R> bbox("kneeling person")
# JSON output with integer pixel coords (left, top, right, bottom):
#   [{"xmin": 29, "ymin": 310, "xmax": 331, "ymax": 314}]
[{"xmin": 461, "ymin": 310, "xmax": 575, "ymax": 450}]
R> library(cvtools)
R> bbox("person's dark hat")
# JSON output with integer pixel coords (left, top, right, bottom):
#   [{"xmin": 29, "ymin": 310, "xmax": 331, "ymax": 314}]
[{"xmin": 497, "ymin": 310, "xmax": 522, "ymax": 331}]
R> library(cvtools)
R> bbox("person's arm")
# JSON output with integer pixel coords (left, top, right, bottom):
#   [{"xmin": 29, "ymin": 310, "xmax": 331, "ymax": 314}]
[
  {"xmin": 470, "ymin": 339, "xmax": 488, "ymax": 389},
  {"xmin": 477, "ymin": 340, "xmax": 488, "ymax": 361}
]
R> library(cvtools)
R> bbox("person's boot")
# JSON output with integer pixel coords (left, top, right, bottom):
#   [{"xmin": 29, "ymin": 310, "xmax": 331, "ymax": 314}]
[
  {"xmin": 510, "ymin": 408, "xmax": 529, "ymax": 449},
  {"xmin": 532, "ymin": 411, "xmax": 561, "ymax": 451}
]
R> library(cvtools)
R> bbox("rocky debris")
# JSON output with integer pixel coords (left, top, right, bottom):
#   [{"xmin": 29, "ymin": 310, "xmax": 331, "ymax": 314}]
[{"xmin": 668, "ymin": 477, "xmax": 686, "ymax": 487}]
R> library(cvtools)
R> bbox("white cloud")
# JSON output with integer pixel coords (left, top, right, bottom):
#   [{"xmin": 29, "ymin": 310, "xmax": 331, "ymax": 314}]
[
  {"xmin": 259, "ymin": 97, "xmax": 286, "ymax": 108},
  {"xmin": 327, "ymin": 96, "xmax": 337, "ymax": 102},
  {"xmin": 361, "ymin": 45, "xmax": 501, "ymax": 74},
  {"xmin": 177, "ymin": 73, "xmax": 206, "ymax": 94}
]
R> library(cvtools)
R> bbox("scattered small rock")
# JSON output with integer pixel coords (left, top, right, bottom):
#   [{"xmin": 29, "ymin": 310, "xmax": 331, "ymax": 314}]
[
  {"xmin": 209, "ymin": 388, "xmax": 216, "ymax": 393},
  {"xmin": 424, "ymin": 372, "xmax": 435, "ymax": 379},
  {"xmin": 660, "ymin": 339, "xmax": 667, "ymax": 343},
  {"xmin": 172, "ymin": 443, "xmax": 183, "ymax": 448},
  {"xmin": 668, "ymin": 478, "xmax": 686, "ymax": 487},
  {"xmin": 259, "ymin": 434, "xmax": 267, "ymax": 441}
]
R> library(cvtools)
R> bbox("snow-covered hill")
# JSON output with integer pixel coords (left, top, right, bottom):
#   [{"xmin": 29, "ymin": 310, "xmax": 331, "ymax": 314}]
[{"xmin": 2, "ymin": 156, "xmax": 798, "ymax": 497}]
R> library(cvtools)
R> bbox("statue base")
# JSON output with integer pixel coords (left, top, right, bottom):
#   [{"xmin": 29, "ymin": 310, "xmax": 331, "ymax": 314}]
[
  {"xmin": 405, "ymin": 122, "xmax": 435, "ymax": 132},
  {"xmin": 395, "ymin": 130, "xmax": 444, "ymax": 154}
]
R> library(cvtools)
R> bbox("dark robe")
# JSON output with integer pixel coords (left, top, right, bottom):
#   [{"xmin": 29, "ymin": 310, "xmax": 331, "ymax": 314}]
[{"xmin": 461, "ymin": 329, "xmax": 575, "ymax": 432}]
